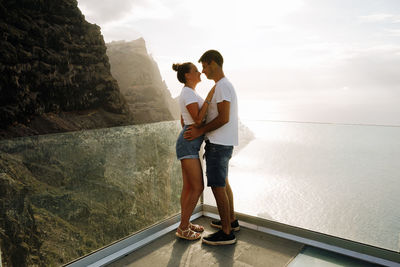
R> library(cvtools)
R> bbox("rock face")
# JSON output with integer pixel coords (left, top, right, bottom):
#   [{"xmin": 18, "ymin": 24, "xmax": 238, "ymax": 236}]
[
  {"xmin": 106, "ymin": 39, "xmax": 179, "ymax": 123},
  {"xmin": 0, "ymin": 0, "xmax": 133, "ymax": 138}
]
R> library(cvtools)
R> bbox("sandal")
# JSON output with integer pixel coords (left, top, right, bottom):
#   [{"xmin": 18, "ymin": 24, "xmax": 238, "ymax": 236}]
[
  {"xmin": 189, "ymin": 223, "xmax": 204, "ymax": 233},
  {"xmin": 175, "ymin": 227, "xmax": 201, "ymax": 240}
]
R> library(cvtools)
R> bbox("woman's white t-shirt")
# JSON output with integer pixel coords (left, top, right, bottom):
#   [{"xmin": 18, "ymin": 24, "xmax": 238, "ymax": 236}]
[{"xmin": 179, "ymin": 86, "xmax": 204, "ymax": 125}]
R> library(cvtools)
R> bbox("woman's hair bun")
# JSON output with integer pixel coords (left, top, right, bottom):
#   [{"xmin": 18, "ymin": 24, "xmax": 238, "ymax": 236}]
[
  {"xmin": 172, "ymin": 62, "xmax": 192, "ymax": 83},
  {"xmin": 172, "ymin": 63, "xmax": 180, "ymax": 72}
]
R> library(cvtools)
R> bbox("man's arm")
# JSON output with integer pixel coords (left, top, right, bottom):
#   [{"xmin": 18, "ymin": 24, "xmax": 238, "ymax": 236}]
[{"xmin": 184, "ymin": 100, "xmax": 230, "ymax": 140}]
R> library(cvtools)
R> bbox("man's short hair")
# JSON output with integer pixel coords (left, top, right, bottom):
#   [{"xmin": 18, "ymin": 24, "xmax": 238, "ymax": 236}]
[{"xmin": 198, "ymin": 50, "xmax": 223, "ymax": 67}]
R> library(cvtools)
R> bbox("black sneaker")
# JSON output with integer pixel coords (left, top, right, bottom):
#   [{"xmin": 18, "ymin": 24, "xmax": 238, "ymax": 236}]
[
  {"xmin": 210, "ymin": 219, "xmax": 240, "ymax": 232},
  {"xmin": 202, "ymin": 230, "xmax": 236, "ymax": 245}
]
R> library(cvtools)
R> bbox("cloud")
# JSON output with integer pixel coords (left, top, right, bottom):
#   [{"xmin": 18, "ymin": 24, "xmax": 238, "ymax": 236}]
[
  {"xmin": 337, "ymin": 45, "xmax": 400, "ymax": 90},
  {"xmin": 77, "ymin": 0, "xmax": 172, "ymax": 25},
  {"xmin": 384, "ymin": 29, "xmax": 400, "ymax": 37},
  {"xmin": 77, "ymin": 0, "xmax": 137, "ymax": 24},
  {"xmin": 358, "ymin": 13, "xmax": 400, "ymax": 23},
  {"xmin": 177, "ymin": 0, "xmax": 304, "ymax": 31}
]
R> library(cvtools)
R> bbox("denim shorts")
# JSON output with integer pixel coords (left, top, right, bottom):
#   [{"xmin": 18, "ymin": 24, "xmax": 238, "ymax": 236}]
[
  {"xmin": 176, "ymin": 125, "xmax": 204, "ymax": 160},
  {"xmin": 204, "ymin": 140, "xmax": 233, "ymax": 187}
]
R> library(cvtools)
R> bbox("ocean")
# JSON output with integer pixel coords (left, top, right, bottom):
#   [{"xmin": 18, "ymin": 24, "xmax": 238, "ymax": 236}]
[{"xmin": 204, "ymin": 120, "xmax": 400, "ymax": 252}]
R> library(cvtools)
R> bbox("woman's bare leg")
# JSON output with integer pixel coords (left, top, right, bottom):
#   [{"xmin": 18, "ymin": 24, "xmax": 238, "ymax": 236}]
[{"xmin": 179, "ymin": 158, "xmax": 204, "ymax": 230}]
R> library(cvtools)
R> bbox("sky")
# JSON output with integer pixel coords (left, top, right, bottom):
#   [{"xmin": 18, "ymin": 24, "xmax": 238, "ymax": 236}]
[{"xmin": 77, "ymin": 0, "xmax": 400, "ymax": 125}]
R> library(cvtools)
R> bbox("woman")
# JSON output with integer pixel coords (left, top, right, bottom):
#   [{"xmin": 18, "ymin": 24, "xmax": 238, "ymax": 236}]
[{"xmin": 173, "ymin": 62, "xmax": 215, "ymax": 240}]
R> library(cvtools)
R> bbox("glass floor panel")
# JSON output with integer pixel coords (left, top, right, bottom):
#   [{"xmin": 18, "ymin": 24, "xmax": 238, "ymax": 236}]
[{"xmin": 289, "ymin": 246, "xmax": 384, "ymax": 267}]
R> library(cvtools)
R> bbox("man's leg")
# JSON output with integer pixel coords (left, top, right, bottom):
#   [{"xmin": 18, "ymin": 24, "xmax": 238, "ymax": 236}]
[
  {"xmin": 202, "ymin": 141, "xmax": 236, "ymax": 245},
  {"xmin": 202, "ymin": 184, "xmax": 236, "ymax": 245},
  {"xmin": 225, "ymin": 177, "xmax": 236, "ymax": 222},
  {"xmin": 211, "ymin": 186, "xmax": 231, "ymax": 234}
]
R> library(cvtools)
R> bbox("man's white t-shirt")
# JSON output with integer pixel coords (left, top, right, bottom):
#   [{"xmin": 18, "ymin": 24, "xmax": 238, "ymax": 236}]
[
  {"xmin": 179, "ymin": 86, "xmax": 204, "ymax": 125},
  {"xmin": 205, "ymin": 77, "xmax": 238, "ymax": 146}
]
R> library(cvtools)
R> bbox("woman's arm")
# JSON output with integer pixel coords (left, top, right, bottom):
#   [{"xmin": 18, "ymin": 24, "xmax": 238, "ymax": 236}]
[
  {"xmin": 184, "ymin": 100, "xmax": 230, "ymax": 140},
  {"xmin": 185, "ymin": 85, "xmax": 215, "ymax": 126},
  {"xmin": 180, "ymin": 115, "xmax": 184, "ymax": 128}
]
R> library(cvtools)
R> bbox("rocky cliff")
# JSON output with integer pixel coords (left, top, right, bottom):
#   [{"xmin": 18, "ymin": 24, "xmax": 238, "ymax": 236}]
[
  {"xmin": 0, "ymin": 0, "xmax": 134, "ymax": 139},
  {"xmin": 106, "ymin": 39, "xmax": 179, "ymax": 123},
  {"xmin": 0, "ymin": 0, "xmax": 184, "ymax": 266}
]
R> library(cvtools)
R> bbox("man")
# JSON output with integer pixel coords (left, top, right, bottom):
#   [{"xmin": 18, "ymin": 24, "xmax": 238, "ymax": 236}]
[{"xmin": 184, "ymin": 50, "xmax": 239, "ymax": 245}]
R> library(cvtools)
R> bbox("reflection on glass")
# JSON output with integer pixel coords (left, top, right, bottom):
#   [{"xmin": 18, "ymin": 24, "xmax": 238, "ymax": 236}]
[
  {"xmin": 0, "ymin": 121, "xmax": 182, "ymax": 266},
  {"xmin": 205, "ymin": 120, "xmax": 400, "ymax": 252}
]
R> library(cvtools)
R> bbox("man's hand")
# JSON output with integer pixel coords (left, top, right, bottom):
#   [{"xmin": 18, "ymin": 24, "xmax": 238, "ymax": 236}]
[{"xmin": 184, "ymin": 125, "xmax": 203, "ymax": 140}]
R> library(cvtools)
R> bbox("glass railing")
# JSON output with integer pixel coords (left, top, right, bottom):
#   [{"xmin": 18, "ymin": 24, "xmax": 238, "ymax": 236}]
[
  {"xmin": 1, "ymin": 119, "xmax": 399, "ymax": 266},
  {"xmin": 204, "ymin": 120, "xmax": 400, "ymax": 253},
  {"xmin": 0, "ymin": 121, "xmax": 183, "ymax": 266}
]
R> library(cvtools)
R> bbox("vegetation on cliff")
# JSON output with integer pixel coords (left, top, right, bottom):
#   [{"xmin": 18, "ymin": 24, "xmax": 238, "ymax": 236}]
[{"xmin": 0, "ymin": 122, "xmax": 182, "ymax": 266}]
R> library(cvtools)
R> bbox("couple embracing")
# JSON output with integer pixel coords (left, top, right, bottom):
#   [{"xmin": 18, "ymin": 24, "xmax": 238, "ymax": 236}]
[{"xmin": 173, "ymin": 50, "xmax": 239, "ymax": 245}]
